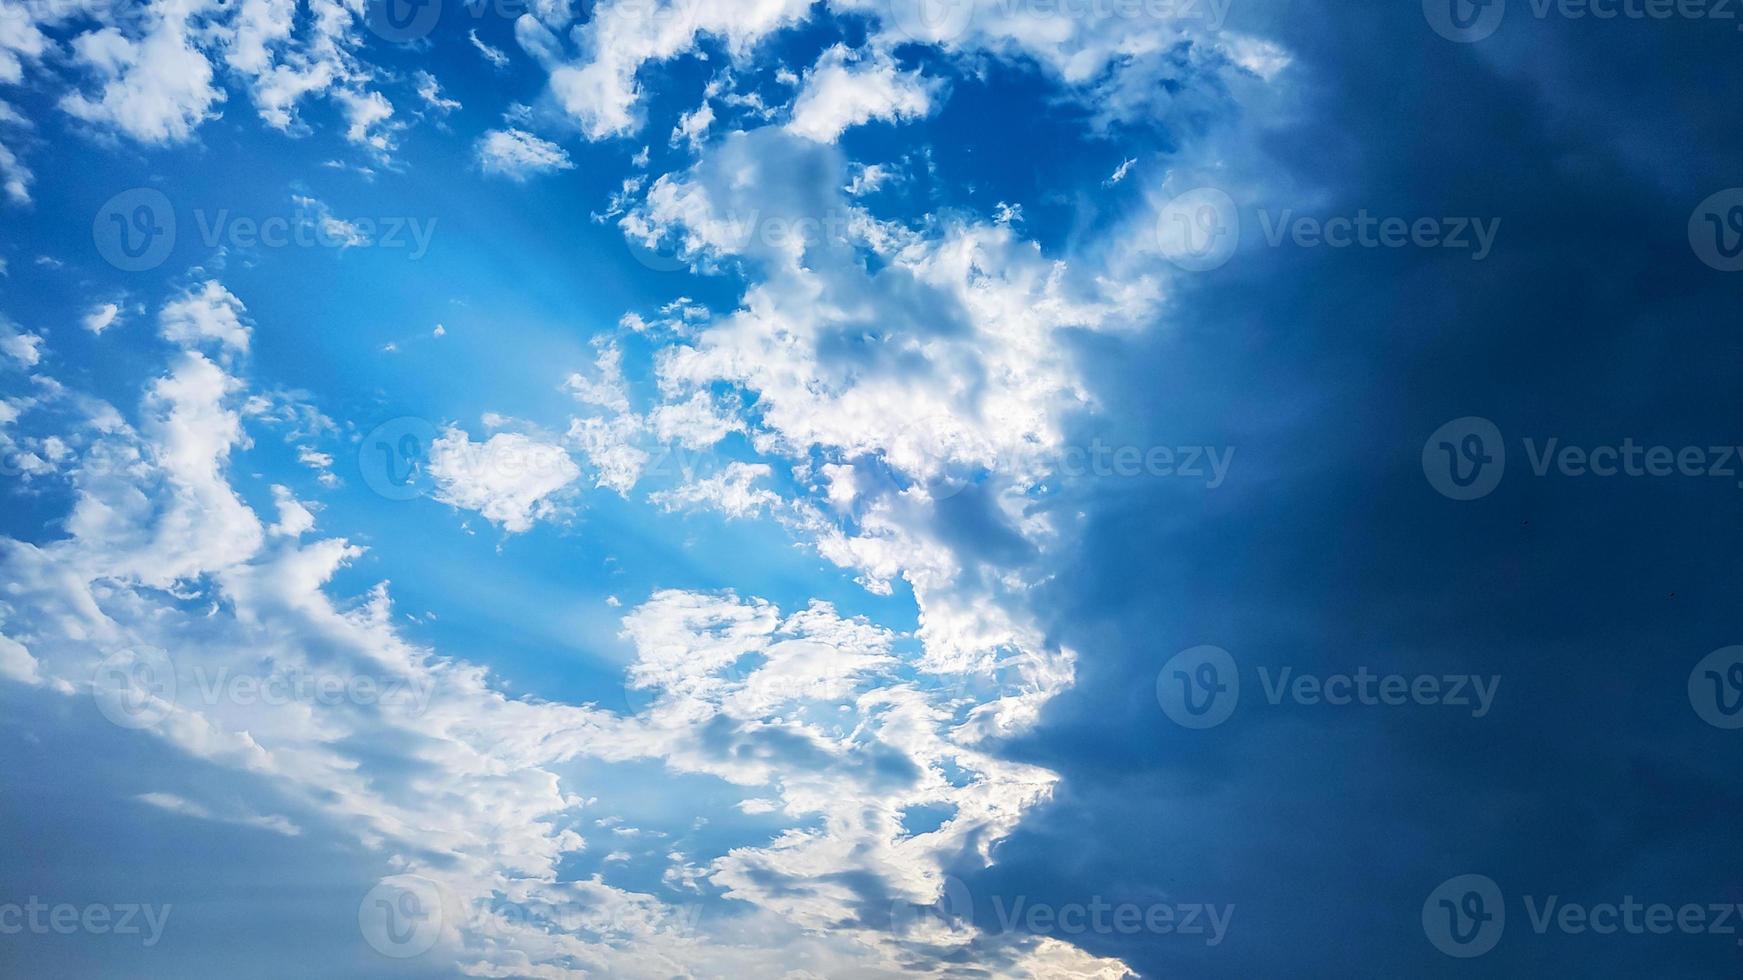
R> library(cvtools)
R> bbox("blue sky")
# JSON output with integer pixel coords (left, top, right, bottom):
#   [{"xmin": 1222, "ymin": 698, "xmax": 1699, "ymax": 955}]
[{"xmin": 1, "ymin": 0, "xmax": 1741, "ymax": 977}]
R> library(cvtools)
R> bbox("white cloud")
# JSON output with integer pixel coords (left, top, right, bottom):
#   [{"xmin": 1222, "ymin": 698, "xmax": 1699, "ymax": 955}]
[
  {"xmin": 787, "ymin": 44, "xmax": 936, "ymax": 143},
  {"xmin": 59, "ymin": 8, "xmax": 224, "ymax": 144},
  {"xmin": 543, "ymin": 0, "xmax": 815, "ymax": 139},
  {"xmin": 159, "ymin": 281, "xmax": 251, "ymax": 353},
  {"xmin": 428, "ymin": 428, "xmax": 581, "ymax": 532},
  {"xmin": 335, "ymin": 87, "xmax": 395, "ymax": 154},
  {"xmin": 470, "ymin": 28, "xmax": 510, "ymax": 68},
  {"xmin": 136, "ymin": 792, "xmax": 302, "ymax": 836},
  {"xmin": 0, "ymin": 316, "xmax": 43, "ymax": 366},
  {"xmin": 0, "ymin": 99, "xmax": 33, "ymax": 204},
  {"xmin": 476, "ymin": 128, "xmax": 574, "ymax": 180},
  {"xmin": 650, "ymin": 461, "xmax": 780, "ymax": 518},
  {"xmin": 414, "ymin": 69, "xmax": 459, "ymax": 112},
  {"xmin": 267, "ymin": 484, "xmax": 316, "ymax": 537},
  {"xmin": 0, "ymin": 320, "xmax": 1135, "ymax": 978},
  {"xmin": 82, "ymin": 301, "xmax": 124, "ymax": 334},
  {"xmin": 669, "ymin": 99, "xmax": 712, "ymax": 150}
]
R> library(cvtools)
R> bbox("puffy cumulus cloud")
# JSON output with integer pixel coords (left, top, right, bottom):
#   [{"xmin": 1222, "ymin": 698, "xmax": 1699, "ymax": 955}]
[
  {"xmin": 428, "ymin": 427, "xmax": 582, "ymax": 532},
  {"xmin": 0, "ymin": 99, "xmax": 32, "ymax": 204},
  {"xmin": 159, "ymin": 280, "xmax": 251, "ymax": 353},
  {"xmin": 839, "ymin": 0, "xmax": 1280, "ymax": 125},
  {"xmin": 610, "ymin": 122, "xmax": 1172, "ymax": 745},
  {"xmin": 59, "ymin": 3, "xmax": 224, "ymax": 143},
  {"xmin": 0, "ymin": 314, "xmax": 43, "ymax": 367},
  {"xmin": 476, "ymin": 127, "xmax": 575, "ymax": 180},
  {"xmin": 557, "ymin": 337, "xmax": 744, "ymax": 495},
  {"xmin": 787, "ymin": 43, "xmax": 937, "ymax": 143},
  {"xmin": 650, "ymin": 460, "xmax": 780, "ymax": 517},
  {"xmin": 0, "ymin": 4, "xmax": 49, "ymax": 85},
  {"xmin": 532, "ymin": 0, "xmax": 816, "ymax": 139},
  {"xmin": 7, "ymin": 0, "xmax": 406, "ymax": 162},
  {"xmin": 516, "ymin": 0, "xmax": 1281, "ymax": 144},
  {"xmin": 0, "ymin": 317, "xmax": 1131, "ymax": 978}
]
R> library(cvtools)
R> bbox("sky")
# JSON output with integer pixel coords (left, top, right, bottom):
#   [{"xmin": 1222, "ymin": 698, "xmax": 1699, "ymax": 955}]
[{"xmin": 0, "ymin": 0, "xmax": 1741, "ymax": 977}]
